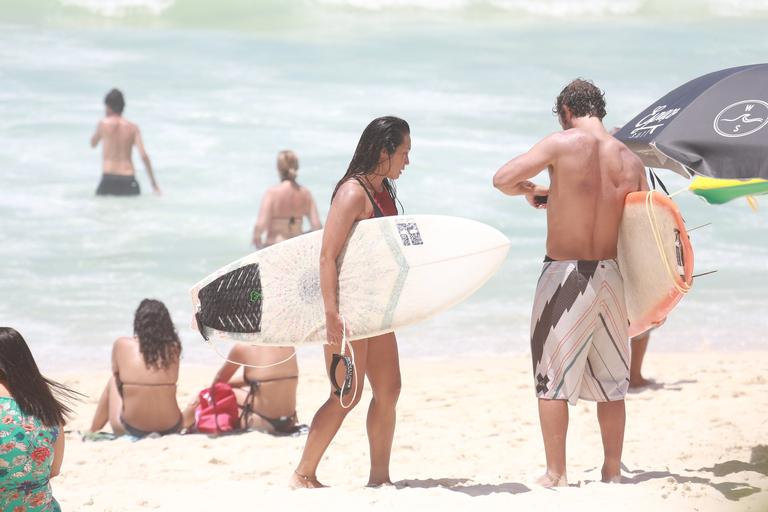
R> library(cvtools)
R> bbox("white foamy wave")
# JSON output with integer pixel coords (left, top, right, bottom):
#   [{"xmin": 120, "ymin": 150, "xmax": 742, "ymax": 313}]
[
  {"xmin": 488, "ymin": 0, "xmax": 642, "ymax": 17},
  {"xmin": 708, "ymin": 0, "xmax": 768, "ymax": 16},
  {"xmin": 314, "ymin": 0, "xmax": 471, "ymax": 10},
  {"xmin": 312, "ymin": 0, "xmax": 768, "ymax": 17},
  {"xmin": 60, "ymin": 0, "xmax": 173, "ymax": 17},
  {"xmin": 41, "ymin": 0, "xmax": 768, "ymax": 24},
  {"xmin": 313, "ymin": 0, "xmax": 643, "ymax": 15}
]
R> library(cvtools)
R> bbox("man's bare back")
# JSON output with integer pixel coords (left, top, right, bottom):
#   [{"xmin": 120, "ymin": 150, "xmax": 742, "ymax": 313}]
[
  {"xmin": 92, "ymin": 116, "xmax": 143, "ymax": 175},
  {"xmin": 542, "ymin": 126, "xmax": 647, "ymax": 260},
  {"xmin": 91, "ymin": 88, "xmax": 160, "ymax": 195},
  {"xmin": 493, "ymin": 114, "xmax": 646, "ymax": 261}
]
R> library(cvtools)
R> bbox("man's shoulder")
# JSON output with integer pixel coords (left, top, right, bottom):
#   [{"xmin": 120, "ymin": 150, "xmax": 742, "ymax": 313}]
[
  {"xmin": 559, "ymin": 127, "xmax": 597, "ymax": 145},
  {"xmin": 541, "ymin": 129, "xmax": 596, "ymax": 160},
  {"xmin": 122, "ymin": 118, "xmax": 139, "ymax": 130},
  {"xmin": 611, "ymin": 137, "xmax": 644, "ymax": 169}
]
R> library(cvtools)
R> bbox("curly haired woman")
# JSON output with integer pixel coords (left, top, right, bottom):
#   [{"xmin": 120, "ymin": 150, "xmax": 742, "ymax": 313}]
[{"xmin": 89, "ymin": 299, "xmax": 183, "ymax": 438}]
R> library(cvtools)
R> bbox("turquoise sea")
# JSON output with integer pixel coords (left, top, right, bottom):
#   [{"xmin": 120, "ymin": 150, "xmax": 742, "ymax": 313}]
[{"xmin": 2, "ymin": 0, "xmax": 767, "ymax": 370}]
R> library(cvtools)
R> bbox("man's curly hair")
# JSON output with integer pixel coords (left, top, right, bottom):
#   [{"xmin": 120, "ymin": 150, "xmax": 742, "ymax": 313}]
[
  {"xmin": 133, "ymin": 299, "xmax": 182, "ymax": 370},
  {"xmin": 553, "ymin": 79, "xmax": 606, "ymax": 121}
]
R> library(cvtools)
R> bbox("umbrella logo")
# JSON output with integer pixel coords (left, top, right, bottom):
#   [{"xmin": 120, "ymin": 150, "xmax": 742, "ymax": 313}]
[
  {"xmin": 629, "ymin": 104, "xmax": 682, "ymax": 138},
  {"xmin": 714, "ymin": 100, "xmax": 768, "ymax": 138}
]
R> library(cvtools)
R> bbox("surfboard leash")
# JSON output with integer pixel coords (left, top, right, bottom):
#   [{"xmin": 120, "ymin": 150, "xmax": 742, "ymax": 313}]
[
  {"xmin": 197, "ymin": 307, "xmax": 359, "ymax": 404},
  {"xmin": 330, "ymin": 316, "xmax": 359, "ymax": 410},
  {"xmin": 197, "ymin": 311, "xmax": 298, "ymax": 369}
]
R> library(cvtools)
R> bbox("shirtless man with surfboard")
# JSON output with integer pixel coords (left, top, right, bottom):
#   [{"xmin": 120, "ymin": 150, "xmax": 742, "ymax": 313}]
[{"xmin": 493, "ymin": 79, "xmax": 648, "ymax": 486}]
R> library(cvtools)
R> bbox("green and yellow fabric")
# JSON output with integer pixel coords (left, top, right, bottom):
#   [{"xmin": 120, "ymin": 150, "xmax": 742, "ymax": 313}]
[{"xmin": 689, "ymin": 177, "xmax": 768, "ymax": 209}]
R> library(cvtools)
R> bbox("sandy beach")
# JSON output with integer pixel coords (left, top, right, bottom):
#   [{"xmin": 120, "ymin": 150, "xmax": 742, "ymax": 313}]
[{"xmin": 52, "ymin": 351, "xmax": 768, "ymax": 511}]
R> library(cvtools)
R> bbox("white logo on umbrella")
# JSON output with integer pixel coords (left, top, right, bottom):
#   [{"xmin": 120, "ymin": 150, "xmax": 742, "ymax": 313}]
[
  {"xmin": 714, "ymin": 100, "xmax": 768, "ymax": 138},
  {"xmin": 629, "ymin": 104, "xmax": 681, "ymax": 138}
]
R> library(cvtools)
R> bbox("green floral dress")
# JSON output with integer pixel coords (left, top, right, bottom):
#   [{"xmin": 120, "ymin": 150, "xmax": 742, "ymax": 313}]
[{"xmin": 0, "ymin": 396, "xmax": 61, "ymax": 512}]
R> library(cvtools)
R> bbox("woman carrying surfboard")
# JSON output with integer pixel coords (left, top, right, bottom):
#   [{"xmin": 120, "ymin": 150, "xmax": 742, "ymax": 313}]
[{"xmin": 290, "ymin": 116, "xmax": 411, "ymax": 489}]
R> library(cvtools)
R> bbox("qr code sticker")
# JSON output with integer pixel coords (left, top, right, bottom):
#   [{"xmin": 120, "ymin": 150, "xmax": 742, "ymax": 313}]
[{"xmin": 397, "ymin": 222, "xmax": 423, "ymax": 246}]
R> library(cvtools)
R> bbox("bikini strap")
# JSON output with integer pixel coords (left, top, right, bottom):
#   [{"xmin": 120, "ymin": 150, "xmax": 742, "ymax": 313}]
[{"xmin": 352, "ymin": 176, "xmax": 384, "ymax": 218}]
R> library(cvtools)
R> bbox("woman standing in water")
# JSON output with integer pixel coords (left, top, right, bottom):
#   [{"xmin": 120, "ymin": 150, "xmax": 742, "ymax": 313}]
[
  {"xmin": 290, "ymin": 116, "xmax": 411, "ymax": 488},
  {"xmin": 252, "ymin": 150, "xmax": 322, "ymax": 249}
]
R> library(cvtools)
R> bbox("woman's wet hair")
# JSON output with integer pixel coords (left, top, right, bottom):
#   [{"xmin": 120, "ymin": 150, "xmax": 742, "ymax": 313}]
[
  {"xmin": 553, "ymin": 79, "xmax": 606, "ymax": 121},
  {"xmin": 0, "ymin": 327, "xmax": 80, "ymax": 427},
  {"xmin": 133, "ymin": 299, "xmax": 182, "ymax": 370},
  {"xmin": 331, "ymin": 116, "xmax": 409, "ymax": 212},
  {"xmin": 105, "ymin": 88, "xmax": 125, "ymax": 114},
  {"xmin": 277, "ymin": 150, "xmax": 299, "ymax": 182}
]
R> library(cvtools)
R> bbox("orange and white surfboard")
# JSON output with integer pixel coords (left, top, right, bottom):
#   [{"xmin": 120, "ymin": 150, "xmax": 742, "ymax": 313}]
[{"xmin": 617, "ymin": 191, "xmax": 694, "ymax": 338}]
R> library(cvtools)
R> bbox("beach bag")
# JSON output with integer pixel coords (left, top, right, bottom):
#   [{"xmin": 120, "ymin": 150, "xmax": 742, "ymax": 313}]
[{"xmin": 195, "ymin": 382, "xmax": 239, "ymax": 434}]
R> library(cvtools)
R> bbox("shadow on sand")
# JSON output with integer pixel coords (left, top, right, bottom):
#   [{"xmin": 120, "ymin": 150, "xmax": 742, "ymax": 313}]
[
  {"xmin": 627, "ymin": 378, "xmax": 698, "ymax": 394},
  {"xmin": 582, "ymin": 445, "xmax": 768, "ymax": 501},
  {"xmin": 394, "ymin": 478, "xmax": 530, "ymax": 497}
]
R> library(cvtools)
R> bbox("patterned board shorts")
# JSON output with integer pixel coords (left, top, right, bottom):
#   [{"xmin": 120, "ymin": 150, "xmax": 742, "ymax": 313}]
[{"xmin": 530, "ymin": 259, "xmax": 630, "ymax": 405}]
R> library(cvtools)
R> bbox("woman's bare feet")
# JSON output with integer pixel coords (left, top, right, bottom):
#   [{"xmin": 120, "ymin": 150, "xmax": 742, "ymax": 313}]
[
  {"xmin": 535, "ymin": 472, "xmax": 568, "ymax": 488},
  {"xmin": 289, "ymin": 471, "xmax": 327, "ymax": 489}
]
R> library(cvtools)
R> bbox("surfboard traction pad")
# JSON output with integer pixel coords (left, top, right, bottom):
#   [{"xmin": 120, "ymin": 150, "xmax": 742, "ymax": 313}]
[{"xmin": 197, "ymin": 263, "xmax": 263, "ymax": 335}]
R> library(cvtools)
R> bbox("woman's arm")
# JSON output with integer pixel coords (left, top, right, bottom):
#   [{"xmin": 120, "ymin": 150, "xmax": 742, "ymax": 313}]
[
  {"xmin": 319, "ymin": 184, "xmax": 367, "ymax": 345},
  {"xmin": 111, "ymin": 338, "xmax": 120, "ymax": 380},
  {"xmin": 252, "ymin": 191, "xmax": 273, "ymax": 249},
  {"xmin": 49, "ymin": 425, "xmax": 65, "ymax": 478},
  {"xmin": 211, "ymin": 343, "xmax": 246, "ymax": 388},
  {"xmin": 306, "ymin": 191, "xmax": 323, "ymax": 231}
]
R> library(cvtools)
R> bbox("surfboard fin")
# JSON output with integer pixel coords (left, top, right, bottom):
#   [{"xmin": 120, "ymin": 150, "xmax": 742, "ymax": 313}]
[
  {"xmin": 691, "ymin": 270, "xmax": 718, "ymax": 279},
  {"xmin": 195, "ymin": 311, "xmax": 210, "ymax": 342}
]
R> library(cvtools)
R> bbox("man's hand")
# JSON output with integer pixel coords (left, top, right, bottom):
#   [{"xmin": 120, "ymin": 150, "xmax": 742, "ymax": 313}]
[{"xmin": 524, "ymin": 184, "xmax": 550, "ymax": 209}]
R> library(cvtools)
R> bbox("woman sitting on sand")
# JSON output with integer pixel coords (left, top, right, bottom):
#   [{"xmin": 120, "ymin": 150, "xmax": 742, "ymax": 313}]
[
  {"xmin": 89, "ymin": 299, "xmax": 183, "ymax": 438},
  {"xmin": 291, "ymin": 116, "xmax": 411, "ymax": 488},
  {"xmin": 252, "ymin": 149, "xmax": 322, "ymax": 248},
  {"xmin": 0, "ymin": 327, "xmax": 78, "ymax": 512},
  {"xmin": 183, "ymin": 342, "xmax": 302, "ymax": 435}
]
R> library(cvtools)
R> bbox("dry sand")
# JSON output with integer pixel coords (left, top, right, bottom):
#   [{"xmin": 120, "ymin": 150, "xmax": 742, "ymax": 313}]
[{"xmin": 52, "ymin": 351, "xmax": 768, "ymax": 511}]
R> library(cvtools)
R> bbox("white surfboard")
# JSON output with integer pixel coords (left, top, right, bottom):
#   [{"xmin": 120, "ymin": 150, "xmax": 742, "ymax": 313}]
[
  {"xmin": 618, "ymin": 191, "xmax": 694, "ymax": 337},
  {"xmin": 190, "ymin": 215, "xmax": 511, "ymax": 345}
]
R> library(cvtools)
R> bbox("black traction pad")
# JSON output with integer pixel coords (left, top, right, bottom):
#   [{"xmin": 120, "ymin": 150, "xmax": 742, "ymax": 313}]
[{"xmin": 198, "ymin": 263, "xmax": 262, "ymax": 333}]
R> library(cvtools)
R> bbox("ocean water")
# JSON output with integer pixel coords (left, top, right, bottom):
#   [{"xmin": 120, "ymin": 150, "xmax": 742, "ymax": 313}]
[{"xmin": 1, "ymin": 0, "xmax": 767, "ymax": 370}]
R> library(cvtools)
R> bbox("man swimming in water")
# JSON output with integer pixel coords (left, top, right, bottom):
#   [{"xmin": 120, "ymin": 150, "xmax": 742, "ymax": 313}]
[
  {"xmin": 493, "ymin": 79, "xmax": 648, "ymax": 486},
  {"xmin": 91, "ymin": 88, "xmax": 160, "ymax": 196}
]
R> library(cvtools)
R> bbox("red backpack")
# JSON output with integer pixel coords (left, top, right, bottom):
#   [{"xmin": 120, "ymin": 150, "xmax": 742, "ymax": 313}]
[{"xmin": 195, "ymin": 382, "xmax": 240, "ymax": 434}]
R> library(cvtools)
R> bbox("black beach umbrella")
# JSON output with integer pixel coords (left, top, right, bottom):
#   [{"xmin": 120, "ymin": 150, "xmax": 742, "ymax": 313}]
[{"xmin": 614, "ymin": 63, "xmax": 768, "ymax": 180}]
